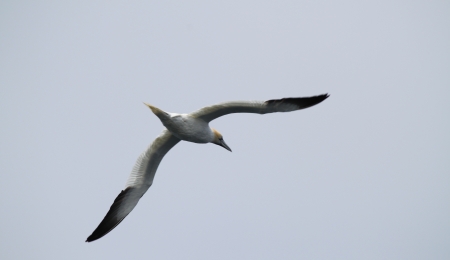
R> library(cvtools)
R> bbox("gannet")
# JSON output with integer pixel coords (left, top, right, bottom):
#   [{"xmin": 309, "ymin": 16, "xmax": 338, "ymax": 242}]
[{"xmin": 86, "ymin": 94, "xmax": 329, "ymax": 242}]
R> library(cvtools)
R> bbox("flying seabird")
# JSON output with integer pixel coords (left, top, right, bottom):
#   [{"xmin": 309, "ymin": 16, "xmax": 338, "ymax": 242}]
[{"xmin": 86, "ymin": 94, "xmax": 329, "ymax": 242}]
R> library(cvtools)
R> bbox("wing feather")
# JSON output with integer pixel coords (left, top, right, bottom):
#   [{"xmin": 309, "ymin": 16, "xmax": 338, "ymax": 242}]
[
  {"xmin": 86, "ymin": 130, "xmax": 180, "ymax": 242},
  {"xmin": 189, "ymin": 94, "xmax": 329, "ymax": 122}
]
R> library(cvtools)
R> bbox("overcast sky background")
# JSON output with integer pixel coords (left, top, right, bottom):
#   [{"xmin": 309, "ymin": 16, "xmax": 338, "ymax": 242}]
[{"xmin": 1, "ymin": 1, "xmax": 449, "ymax": 259}]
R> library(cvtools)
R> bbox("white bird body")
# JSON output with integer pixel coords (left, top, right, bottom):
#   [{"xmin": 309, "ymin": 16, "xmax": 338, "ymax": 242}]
[
  {"xmin": 164, "ymin": 114, "xmax": 214, "ymax": 143},
  {"xmin": 86, "ymin": 94, "xmax": 329, "ymax": 242},
  {"xmin": 145, "ymin": 104, "xmax": 216, "ymax": 143}
]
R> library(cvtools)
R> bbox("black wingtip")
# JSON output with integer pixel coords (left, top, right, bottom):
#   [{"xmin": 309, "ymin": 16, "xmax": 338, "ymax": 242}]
[
  {"xmin": 85, "ymin": 187, "xmax": 134, "ymax": 242},
  {"xmin": 85, "ymin": 216, "xmax": 126, "ymax": 242},
  {"xmin": 299, "ymin": 93, "xmax": 329, "ymax": 108},
  {"xmin": 315, "ymin": 93, "xmax": 330, "ymax": 104},
  {"xmin": 265, "ymin": 93, "xmax": 330, "ymax": 110}
]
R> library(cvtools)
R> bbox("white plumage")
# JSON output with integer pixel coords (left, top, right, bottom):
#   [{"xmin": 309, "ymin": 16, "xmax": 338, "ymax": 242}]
[{"xmin": 86, "ymin": 94, "xmax": 329, "ymax": 242}]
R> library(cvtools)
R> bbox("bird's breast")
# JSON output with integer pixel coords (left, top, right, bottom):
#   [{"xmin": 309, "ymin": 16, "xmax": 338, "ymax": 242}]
[{"xmin": 162, "ymin": 115, "xmax": 213, "ymax": 143}]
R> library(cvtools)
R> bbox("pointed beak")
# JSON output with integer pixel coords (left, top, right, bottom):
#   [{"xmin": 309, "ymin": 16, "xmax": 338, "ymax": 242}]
[{"xmin": 219, "ymin": 139, "xmax": 232, "ymax": 152}]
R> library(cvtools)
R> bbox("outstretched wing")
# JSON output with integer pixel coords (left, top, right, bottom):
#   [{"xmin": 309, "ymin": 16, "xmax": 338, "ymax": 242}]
[
  {"xmin": 86, "ymin": 130, "xmax": 180, "ymax": 242},
  {"xmin": 189, "ymin": 94, "xmax": 329, "ymax": 122}
]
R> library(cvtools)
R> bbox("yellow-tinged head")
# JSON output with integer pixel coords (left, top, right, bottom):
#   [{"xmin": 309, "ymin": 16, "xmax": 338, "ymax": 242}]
[{"xmin": 211, "ymin": 128, "xmax": 232, "ymax": 152}]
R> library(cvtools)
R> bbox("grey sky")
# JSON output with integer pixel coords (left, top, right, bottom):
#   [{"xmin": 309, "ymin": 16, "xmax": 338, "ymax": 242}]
[{"xmin": 1, "ymin": 1, "xmax": 449, "ymax": 259}]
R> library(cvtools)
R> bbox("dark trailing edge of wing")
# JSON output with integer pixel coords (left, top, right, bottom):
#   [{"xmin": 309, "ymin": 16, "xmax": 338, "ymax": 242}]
[
  {"xmin": 86, "ymin": 187, "xmax": 134, "ymax": 242},
  {"xmin": 265, "ymin": 94, "xmax": 329, "ymax": 110}
]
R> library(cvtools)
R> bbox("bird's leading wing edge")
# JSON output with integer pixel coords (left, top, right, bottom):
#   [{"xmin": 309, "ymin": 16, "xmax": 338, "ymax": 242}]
[
  {"xmin": 86, "ymin": 130, "xmax": 180, "ymax": 242},
  {"xmin": 190, "ymin": 93, "xmax": 329, "ymax": 122}
]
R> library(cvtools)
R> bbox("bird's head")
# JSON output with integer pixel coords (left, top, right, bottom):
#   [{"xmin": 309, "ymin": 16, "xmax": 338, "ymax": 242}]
[{"xmin": 211, "ymin": 128, "xmax": 232, "ymax": 152}]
